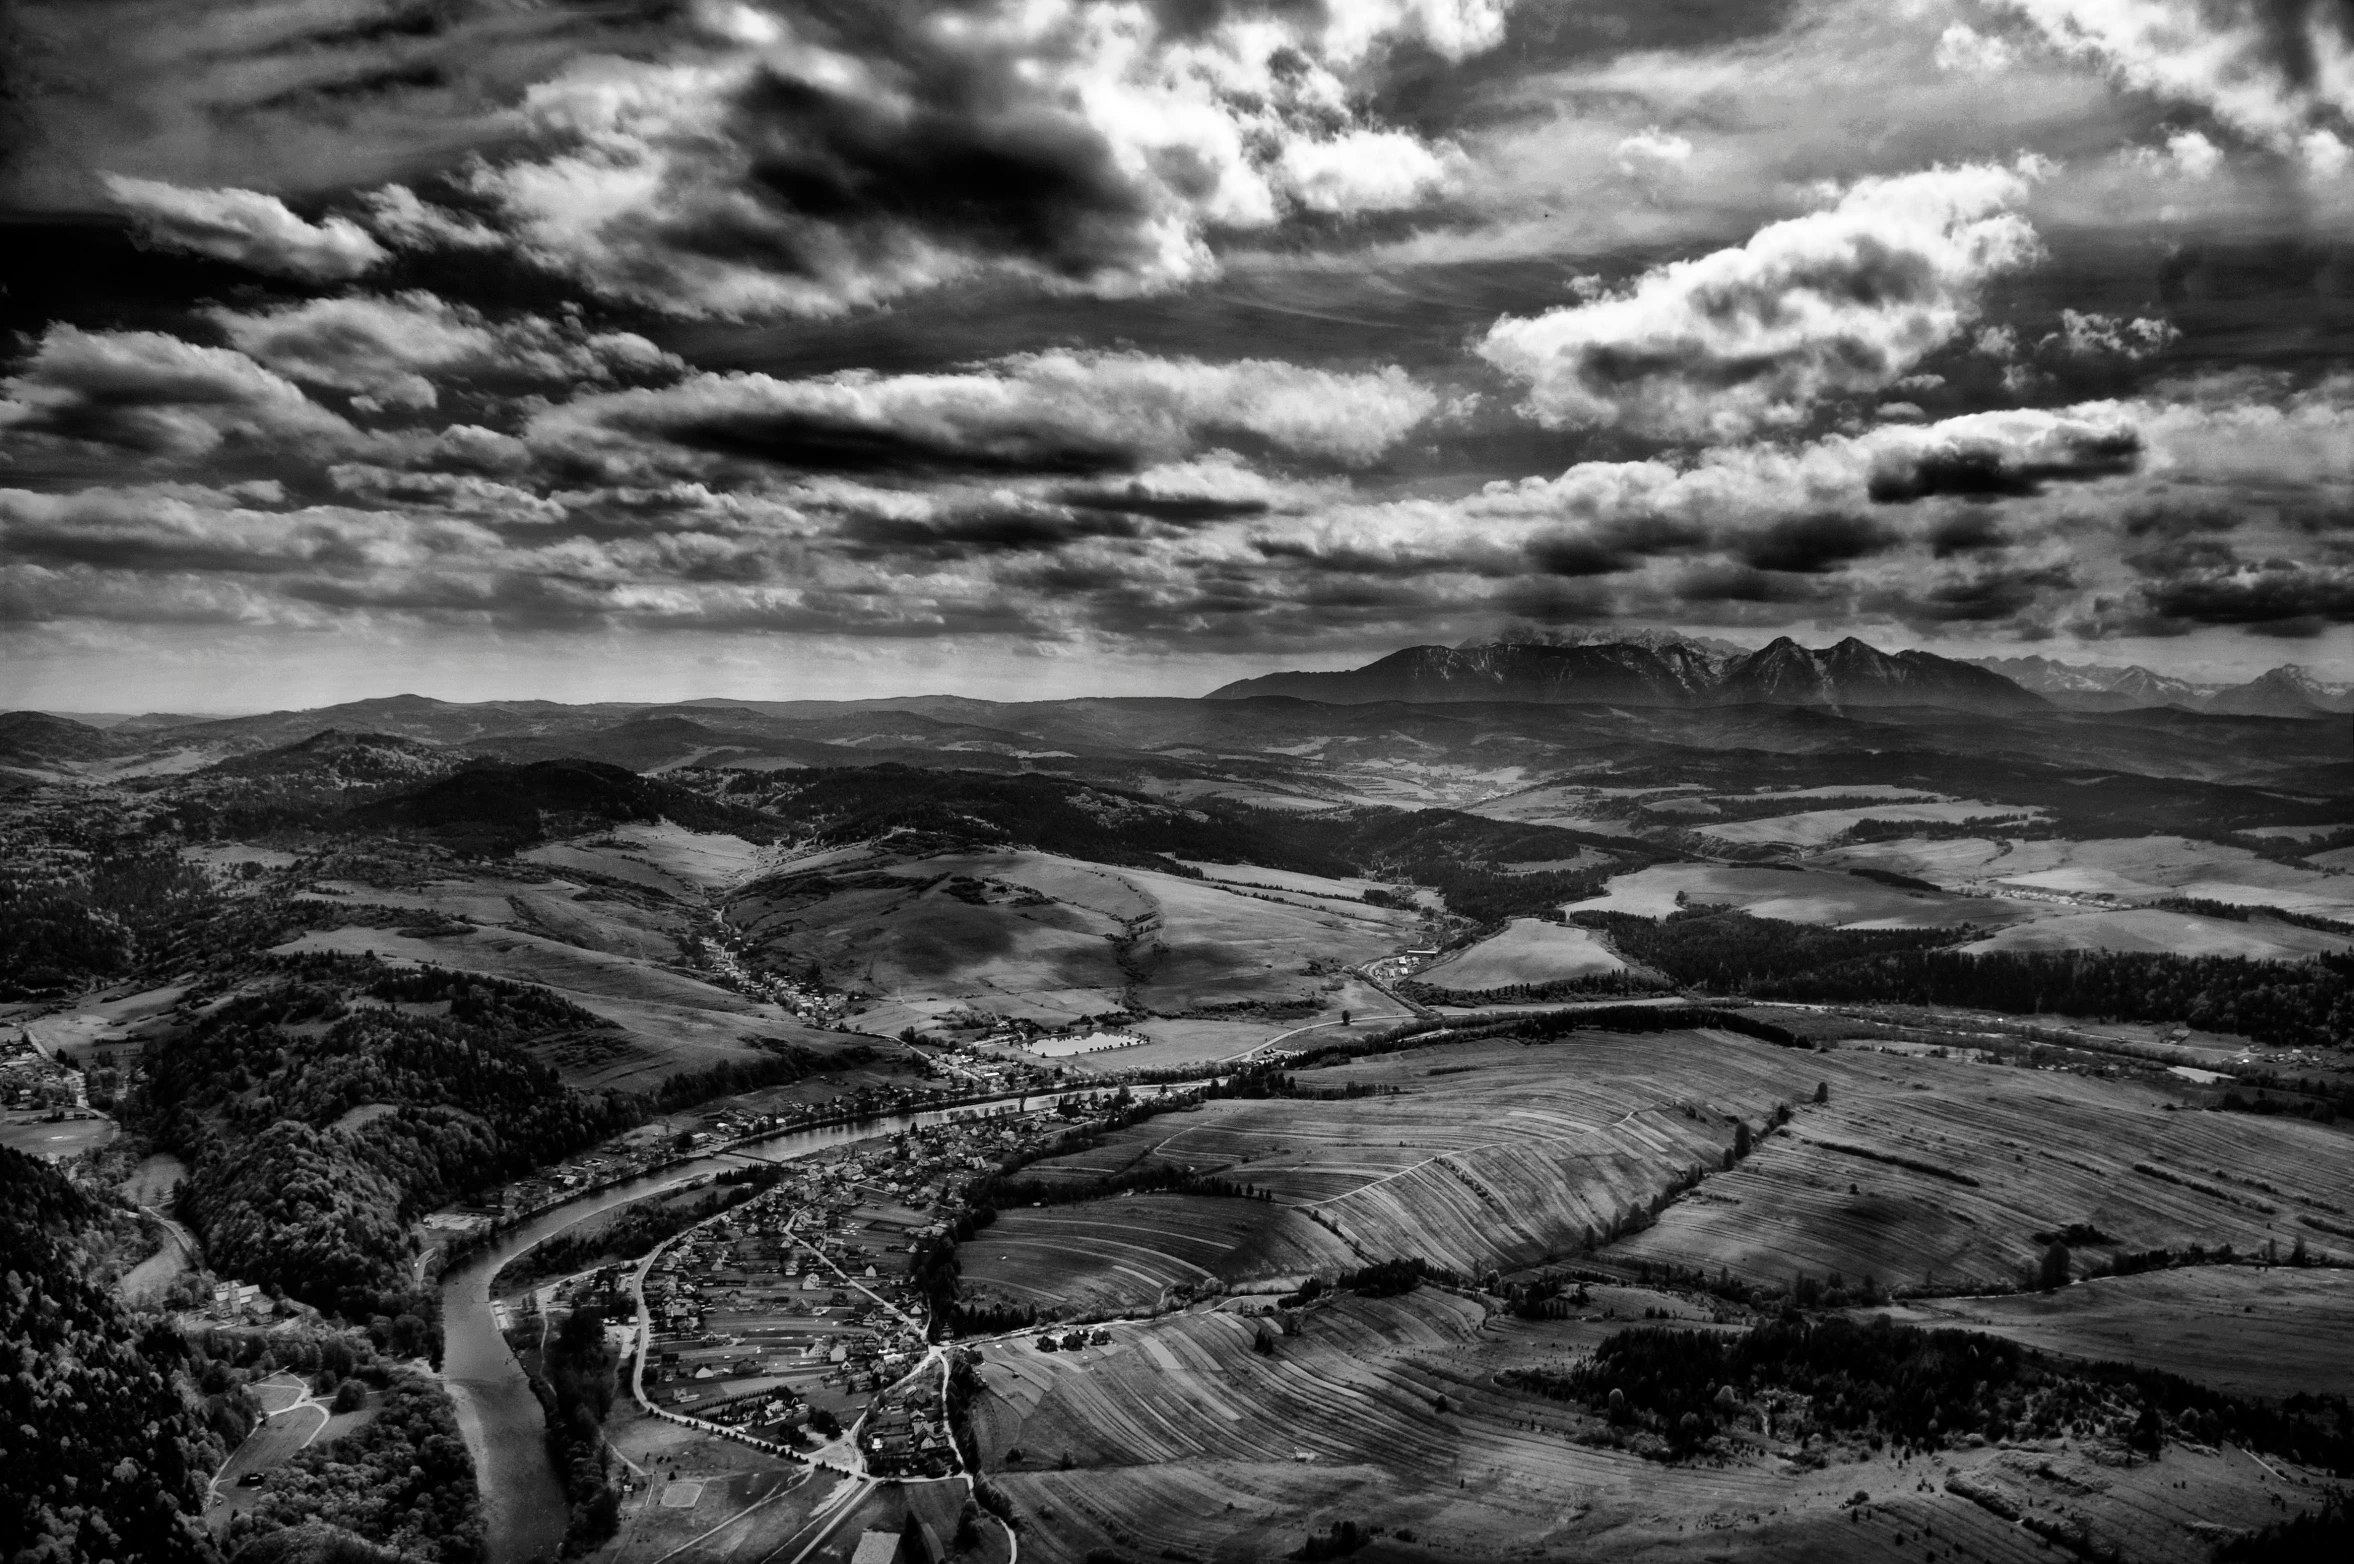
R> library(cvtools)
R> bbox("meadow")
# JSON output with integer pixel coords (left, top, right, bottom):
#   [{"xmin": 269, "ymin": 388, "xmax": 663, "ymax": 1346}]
[{"xmin": 1414, "ymin": 919, "xmax": 1627, "ymax": 990}]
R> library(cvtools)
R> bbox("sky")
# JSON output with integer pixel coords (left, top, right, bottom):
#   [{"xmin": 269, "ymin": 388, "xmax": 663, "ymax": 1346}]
[{"xmin": 2, "ymin": 0, "xmax": 2352, "ymax": 710}]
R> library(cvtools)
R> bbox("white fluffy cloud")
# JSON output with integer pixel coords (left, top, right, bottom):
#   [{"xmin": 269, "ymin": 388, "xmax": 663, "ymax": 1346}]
[
  {"xmin": 532, "ymin": 350, "xmax": 1440, "ymax": 475},
  {"xmin": 0, "ymin": 326, "xmax": 365, "ymax": 460},
  {"xmin": 1988, "ymin": 0, "xmax": 2354, "ymax": 153},
  {"xmin": 206, "ymin": 294, "xmax": 678, "ymax": 411},
  {"xmin": 1477, "ymin": 162, "xmax": 2046, "ymax": 441},
  {"xmin": 101, "ymin": 175, "xmax": 388, "ymax": 281},
  {"xmin": 444, "ymin": 0, "xmax": 1496, "ymax": 317}
]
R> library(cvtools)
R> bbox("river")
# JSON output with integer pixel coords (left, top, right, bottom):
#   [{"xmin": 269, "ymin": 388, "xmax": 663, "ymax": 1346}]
[{"xmin": 437, "ymin": 1091, "xmax": 1111, "ymax": 1564}]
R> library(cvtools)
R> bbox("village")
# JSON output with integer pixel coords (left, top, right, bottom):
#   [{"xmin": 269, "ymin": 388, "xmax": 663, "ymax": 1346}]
[{"xmin": 504, "ymin": 1093, "xmax": 1108, "ymax": 1482}]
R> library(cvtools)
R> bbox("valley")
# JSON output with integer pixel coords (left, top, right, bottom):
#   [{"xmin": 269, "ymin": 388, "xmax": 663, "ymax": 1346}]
[{"xmin": 3, "ymin": 637, "xmax": 2349, "ymax": 1564}]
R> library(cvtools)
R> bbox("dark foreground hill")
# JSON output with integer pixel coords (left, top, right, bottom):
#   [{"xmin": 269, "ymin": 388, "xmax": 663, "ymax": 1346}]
[
  {"xmin": 1210, "ymin": 636, "xmax": 2048, "ymax": 716},
  {"xmin": 0, "ymin": 1147, "xmax": 221, "ymax": 1564}
]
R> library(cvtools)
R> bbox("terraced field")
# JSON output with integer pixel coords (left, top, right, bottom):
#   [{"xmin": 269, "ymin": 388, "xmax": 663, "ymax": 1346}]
[
  {"xmin": 974, "ymin": 1291, "xmax": 2310, "ymax": 1564},
  {"xmin": 1613, "ymin": 1059, "xmax": 2354, "ymax": 1294},
  {"xmin": 959, "ymin": 1197, "xmax": 1357, "ymax": 1315},
  {"xmin": 959, "ymin": 1032, "xmax": 1891, "ymax": 1313}
]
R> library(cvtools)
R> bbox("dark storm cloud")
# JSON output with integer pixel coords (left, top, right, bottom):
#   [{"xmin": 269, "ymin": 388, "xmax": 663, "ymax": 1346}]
[
  {"xmin": 1865, "ymin": 429, "xmax": 2142, "ymax": 503},
  {"xmin": 1880, "ymin": 561, "xmax": 2079, "ymax": 624},
  {"xmin": 835, "ymin": 501, "xmax": 1149, "ymax": 559},
  {"xmin": 1731, "ymin": 512, "xmax": 1893, "ymax": 573},
  {"xmin": 1927, "ymin": 511, "xmax": 2007, "ymax": 556}
]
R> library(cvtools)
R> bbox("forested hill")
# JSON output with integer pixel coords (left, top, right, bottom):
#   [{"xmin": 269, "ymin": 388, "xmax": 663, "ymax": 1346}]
[
  {"xmin": 340, "ymin": 758, "xmax": 786, "ymax": 851},
  {"xmin": 0, "ymin": 1147, "xmax": 222, "ymax": 1564},
  {"xmin": 704, "ymin": 765, "xmax": 1352, "ymax": 877},
  {"xmin": 137, "ymin": 958, "xmax": 650, "ymax": 1322}
]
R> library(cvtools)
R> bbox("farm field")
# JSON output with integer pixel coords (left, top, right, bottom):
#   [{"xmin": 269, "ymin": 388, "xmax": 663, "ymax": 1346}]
[
  {"xmin": 961, "ymin": 1032, "xmax": 1897, "ymax": 1309},
  {"xmin": 1875, "ymin": 1265, "xmax": 2354, "ymax": 1402},
  {"xmin": 519, "ymin": 823, "xmax": 771, "ymax": 897},
  {"xmin": 1610, "ymin": 1057, "xmax": 2354, "ymax": 1295},
  {"xmin": 959, "ymin": 1196, "xmax": 1359, "ymax": 1316},
  {"xmin": 1169, "ymin": 859, "xmax": 1393, "ymax": 899},
  {"xmin": 1960, "ymin": 906, "xmax": 2354, "ymax": 958},
  {"xmin": 1819, "ymin": 834, "xmax": 2354, "ymax": 918},
  {"xmin": 269, "ymin": 923, "xmax": 849, "ymax": 1092},
  {"xmin": 1564, "ymin": 863, "xmax": 2023, "ymax": 929},
  {"xmin": 728, "ymin": 848, "xmax": 1420, "ymax": 1022},
  {"xmin": 972, "ymin": 1289, "xmax": 2312, "ymax": 1564},
  {"xmin": 1700, "ymin": 800, "xmax": 2040, "ymax": 848},
  {"xmin": 1415, "ymin": 917, "xmax": 1626, "ymax": 989}
]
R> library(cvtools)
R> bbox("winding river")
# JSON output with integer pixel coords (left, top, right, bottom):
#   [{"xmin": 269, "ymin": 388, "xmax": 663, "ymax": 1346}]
[{"xmin": 437, "ymin": 1092, "xmax": 1104, "ymax": 1564}]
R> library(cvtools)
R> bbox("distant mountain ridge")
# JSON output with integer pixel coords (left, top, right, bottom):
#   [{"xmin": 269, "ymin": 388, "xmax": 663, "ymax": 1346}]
[
  {"xmin": 1968, "ymin": 655, "xmax": 2354, "ymax": 716},
  {"xmin": 1208, "ymin": 636, "xmax": 2051, "ymax": 716}
]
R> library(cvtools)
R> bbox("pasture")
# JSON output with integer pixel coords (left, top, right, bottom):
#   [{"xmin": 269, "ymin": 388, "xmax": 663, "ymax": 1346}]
[{"xmin": 1415, "ymin": 918, "xmax": 1626, "ymax": 989}]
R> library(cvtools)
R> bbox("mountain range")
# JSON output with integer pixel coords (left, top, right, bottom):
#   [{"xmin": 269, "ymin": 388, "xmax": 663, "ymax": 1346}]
[
  {"xmin": 1209, "ymin": 636, "xmax": 2052, "ymax": 716},
  {"xmin": 1966, "ymin": 654, "xmax": 2354, "ymax": 717}
]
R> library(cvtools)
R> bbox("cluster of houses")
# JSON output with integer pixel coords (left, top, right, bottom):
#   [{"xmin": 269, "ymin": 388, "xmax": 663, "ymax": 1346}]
[
  {"xmin": 1034, "ymin": 1326, "xmax": 1113, "ymax": 1353},
  {"xmin": 860, "ymin": 1383, "xmax": 956, "ymax": 1479},
  {"xmin": 0, "ymin": 1029, "xmax": 84, "ymax": 1114}
]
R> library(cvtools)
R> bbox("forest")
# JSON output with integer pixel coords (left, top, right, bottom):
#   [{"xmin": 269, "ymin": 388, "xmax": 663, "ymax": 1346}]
[
  {"xmin": 137, "ymin": 960, "xmax": 644, "ymax": 1320},
  {"xmin": 0, "ymin": 1147, "xmax": 223, "ymax": 1564},
  {"xmin": 229, "ymin": 1374, "xmax": 483, "ymax": 1564},
  {"xmin": 1509, "ymin": 1314, "xmax": 2354, "ymax": 1471}
]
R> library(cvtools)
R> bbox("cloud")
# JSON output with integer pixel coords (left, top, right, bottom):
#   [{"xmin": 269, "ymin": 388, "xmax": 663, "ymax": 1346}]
[
  {"xmin": 2084, "ymin": 549, "xmax": 2354, "ymax": 636},
  {"xmin": 1612, "ymin": 127, "xmax": 1695, "ymax": 176},
  {"xmin": 102, "ymin": 174, "xmax": 388, "ymax": 281},
  {"xmin": 206, "ymin": 293, "xmax": 679, "ymax": 411},
  {"xmin": 442, "ymin": 0, "xmax": 1497, "ymax": 317},
  {"xmin": 1281, "ymin": 130, "xmax": 1461, "ymax": 213},
  {"xmin": 1934, "ymin": 22, "xmax": 2016, "ymax": 74},
  {"xmin": 1987, "ymin": 0, "xmax": 2354, "ymax": 153},
  {"xmin": 531, "ymin": 351, "xmax": 1439, "ymax": 477},
  {"xmin": 0, "ymin": 325, "xmax": 364, "ymax": 460},
  {"xmin": 2045, "ymin": 309, "xmax": 2180, "ymax": 359},
  {"xmin": 1865, "ymin": 419, "xmax": 2143, "ymax": 501},
  {"xmin": 1476, "ymin": 162, "xmax": 2046, "ymax": 441}
]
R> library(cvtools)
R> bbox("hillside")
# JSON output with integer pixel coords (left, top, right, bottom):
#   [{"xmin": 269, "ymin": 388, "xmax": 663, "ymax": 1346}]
[
  {"xmin": 342, "ymin": 758, "xmax": 786, "ymax": 851},
  {"xmin": 0, "ymin": 1147, "xmax": 222, "ymax": 1564}
]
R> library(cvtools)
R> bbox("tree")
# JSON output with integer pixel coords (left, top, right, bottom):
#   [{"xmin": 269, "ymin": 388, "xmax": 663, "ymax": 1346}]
[
  {"xmin": 2038, "ymin": 1242, "xmax": 2071, "ymax": 1293},
  {"xmin": 1814, "ymin": 1081, "xmax": 1830, "ymax": 1105},
  {"xmin": 1732, "ymin": 1121, "xmax": 1753, "ymax": 1158}
]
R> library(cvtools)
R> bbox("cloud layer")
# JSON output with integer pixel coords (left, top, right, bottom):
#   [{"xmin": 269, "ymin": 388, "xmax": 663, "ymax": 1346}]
[{"xmin": 1477, "ymin": 163, "xmax": 2046, "ymax": 441}]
